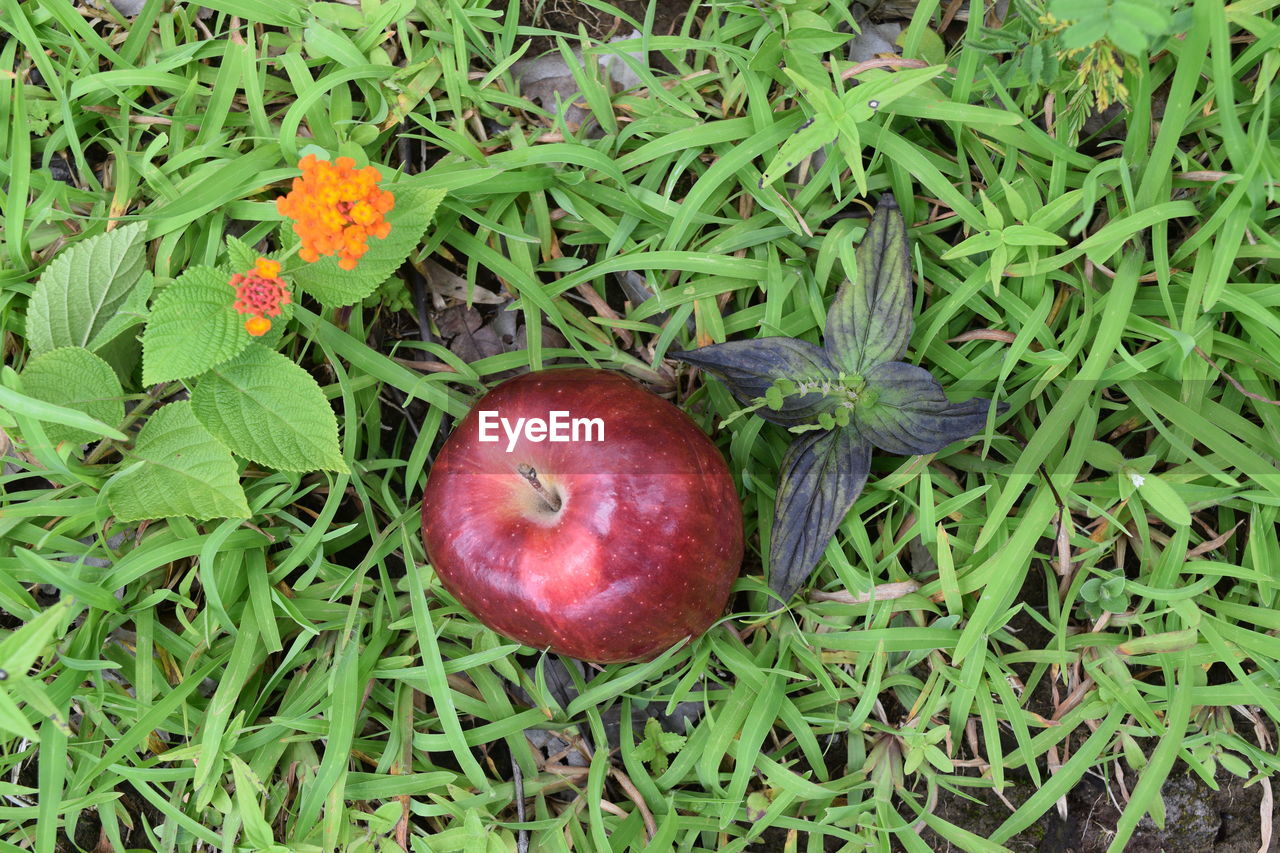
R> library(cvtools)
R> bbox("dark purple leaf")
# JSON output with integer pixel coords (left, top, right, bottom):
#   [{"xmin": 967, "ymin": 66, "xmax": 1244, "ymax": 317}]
[
  {"xmin": 856, "ymin": 361, "xmax": 1002, "ymax": 456},
  {"xmin": 825, "ymin": 194, "xmax": 912, "ymax": 374},
  {"xmin": 769, "ymin": 427, "xmax": 871, "ymax": 600},
  {"xmin": 671, "ymin": 338, "xmax": 839, "ymax": 427}
]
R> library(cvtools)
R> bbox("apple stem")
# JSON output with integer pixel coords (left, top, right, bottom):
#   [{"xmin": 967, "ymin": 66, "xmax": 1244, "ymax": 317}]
[{"xmin": 517, "ymin": 463, "xmax": 562, "ymax": 512}]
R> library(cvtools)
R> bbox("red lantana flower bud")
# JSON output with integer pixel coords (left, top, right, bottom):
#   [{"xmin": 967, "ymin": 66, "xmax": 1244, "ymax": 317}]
[{"xmin": 231, "ymin": 257, "xmax": 291, "ymax": 336}]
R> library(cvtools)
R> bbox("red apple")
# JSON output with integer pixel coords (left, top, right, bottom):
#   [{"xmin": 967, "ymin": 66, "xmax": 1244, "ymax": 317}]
[{"xmin": 421, "ymin": 368, "xmax": 743, "ymax": 663}]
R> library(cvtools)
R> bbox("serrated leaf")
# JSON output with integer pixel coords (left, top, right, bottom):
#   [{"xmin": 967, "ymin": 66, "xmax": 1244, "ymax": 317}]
[
  {"xmin": 108, "ymin": 402, "xmax": 250, "ymax": 522},
  {"xmin": 25, "ymin": 223, "xmax": 148, "ymax": 357},
  {"xmin": 855, "ymin": 361, "xmax": 1001, "ymax": 455},
  {"xmin": 671, "ymin": 338, "xmax": 840, "ymax": 427},
  {"xmin": 86, "ymin": 271, "xmax": 154, "ymax": 353},
  {"xmin": 141, "ymin": 266, "xmax": 284, "ymax": 384},
  {"xmin": 190, "ymin": 344, "xmax": 346, "ymax": 473},
  {"xmin": 770, "ymin": 426, "xmax": 871, "ymax": 600},
  {"xmin": 225, "ymin": 236, "xmax": 291, "ymax": 277},
  {"xmin": 825, "ymin": 194, "xmax": 912, "ymax": 374},
  {"xmin": 226, "ymin": 235, "xmax": 259, "ymax": 272},
  {"xmin": 633, "ymin": 718, "xmax": 685, "ymax": 774},
  {"xmin": 291, "ymin": 180, "xmax": 447, "ymax": 307},
  {"xmin": 20, "ymin": 347, "xmax": 124, "ymax": 446}
]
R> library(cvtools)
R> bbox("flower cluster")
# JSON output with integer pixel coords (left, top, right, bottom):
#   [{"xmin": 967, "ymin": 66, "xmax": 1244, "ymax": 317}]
[
  {"xmin": 231, "ymin": 257, "xmax": 291, "ymax": 336},
  {"xmin": 275, "ymin": 155, "xmax": 395, "ymax": 270}
]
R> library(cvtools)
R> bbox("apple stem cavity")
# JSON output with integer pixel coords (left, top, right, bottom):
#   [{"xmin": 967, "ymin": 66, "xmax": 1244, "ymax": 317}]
[{"xmin": 517, "ymin": 463, "xmax": 562, "ymax": 513}]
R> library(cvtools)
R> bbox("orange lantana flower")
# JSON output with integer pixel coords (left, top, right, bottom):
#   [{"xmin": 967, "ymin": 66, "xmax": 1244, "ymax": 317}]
[
  {"xmin": 275, "ymin": 155, "xmax": 395, "ymax": 271},
  {"xmin": 231, "ymin": 257, "xmax": 291, "ymax": 336}
]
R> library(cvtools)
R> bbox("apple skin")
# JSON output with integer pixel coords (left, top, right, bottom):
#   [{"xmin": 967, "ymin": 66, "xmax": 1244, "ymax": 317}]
[{"xmin": 421, "ymin": 368, "xmax": 743, "ymax": 663}]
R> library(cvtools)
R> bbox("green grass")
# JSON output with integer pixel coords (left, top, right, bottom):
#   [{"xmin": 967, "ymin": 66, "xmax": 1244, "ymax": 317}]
[{"xmin": 2, "ymin": 0, "xmax": 1279, "ymax": 851}]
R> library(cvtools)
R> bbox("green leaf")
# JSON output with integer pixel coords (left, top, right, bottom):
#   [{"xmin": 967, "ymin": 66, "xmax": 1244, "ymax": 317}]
[
  {"xmin": 86, "ymin": 271, "xmax": 154, "ymax": 353},
  {"xmin": 782, "ymin": 10, "xmax": 853, "ymax": 54},
  {"xmin": 825, "ymin": 194, "xmax": 912, "ymax": 374},
  {"xmin": 670, "ymin": 338, "xmax": 840, "ymax": 427},
  {"xmin": 19, "ymin": 347, "xmax": 124, "ymax": 445},
  {"xmin": 759, "ymin": 114, "xmax": 839, "ymax": 189},
  {"xmin": 229, "ymin": 755, "xmax": 277, "ymax": 850},
  {"xmin": 845, "ymin": 66, "xmax": 945, "ymax": 118},
  {"xmin": 141, "ymin": 266, "xmax": 275, "ymax": 385},
  {"xmin": 291, "ymin": 179, "xmax": 446, "ymax": 306},
  {"xmin": 0, "ymin": 600, "xmax": 69, "ymax": 684},
  {"xmin": 1106, "ymin": 19, "xmax": 1149, "ymax": 55},
  {"xmin": 0, "ymin": 600, "xmax": 70, "ymax": 741},
  {"xmin": 24, "ymin": 223, "xmax": 149, "ymax": 356},
  {"xmin": 195, "ymin": 0, "xmax": 307, "ymax": 26},
  {"xmin": 748, "ymin": 31, "xmax": 784, "ymax": 72},
  {"xmin": 0, "ymin": 381, "xmax": 127, "ymax": 442},
  {"xmin": 780, "ymin": 66, "xmax": 844, "ymax": 115},
  {"xmin": 855, "ymin": 361, "xmax": 1001, "ymax": 456},
  {"xmin": 1135, "ymin": 473, "xmax": 1191, "ymax": 527},
  {"xmin": 1085, "ymin": 440, "xmax": 1127, "ymax": 471},
  {"xmin": 1115, "ymin": 0, "xmax": 1172, "ymax": 34},
  {"xmin": 226, "ymin": 235, "xmax": 260, "ymax": 272},
  {"xmin": 190, "ymin": 344, "xmax": 347, "ymax": 473},
  {"xmin": 941, "ymin": 230, "xmax": 1003, "ymax": 259},
  {"xmin": 1060, "ymin": 17, "xmax": 1110, "ymax": 49},
  {"xmin": 1001, "ymin": 225, "xmax": 1067, "ymax": 247},
  {"xmin": 770, "ymin": 426, "xmax": 871, "ymax": 600},
  {"xmin": 107, "ymin": 402, "xmax": 250, "ymax": 522},
  {"xmin": 901, "ymin": 27, "xmax": 947, "ymax": 65},
  {"xmin": 632, "ymin": 718, "xmax": 686, "ymax": 774}
]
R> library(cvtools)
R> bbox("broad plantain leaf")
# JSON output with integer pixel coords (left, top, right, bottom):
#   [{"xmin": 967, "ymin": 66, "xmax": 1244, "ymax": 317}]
[
  {"xmin": 675, "ymin": 191, "xmax": 1006, "ymax": 601},
  {"xmin": 20, "ymin": 347, "xmax": 124, "ymax": 446},
  {"xmin": 108, "ymin": 402, "xmax": 250, "ymax": 522},
  {"xmin": 190, "ymin": 343, "xmax": 346, "ymax": 473},
  {"xmin": 291, "ymin": 179, "xmax": 446, "ymax": 307},
  {"xmin": 825, "ymin": 194, "xmax": 912, "ymax": 374},
  {"xmin": 670, "ymin": 338, "xmax": 840, "ymax": 427},
  {"xmin": 25, "ymin": 223, "xmax": 149, "ymax": 357},
  {"xmin": 769, "ymin": 426, "xmax": 871, "ymax": 600},
  {"xmin": 855, "ymin": 361, "xmax": 1000, "ymax": 455},
  {"xmin": 141, "ymin": 266, "xmax": 262, "ymax": 384}
]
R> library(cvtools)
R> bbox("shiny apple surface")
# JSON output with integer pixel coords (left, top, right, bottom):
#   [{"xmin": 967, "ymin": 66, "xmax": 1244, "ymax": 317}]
[{"xmin": 421, "ymin": 368, "xmax": 743, "ymax": 663}]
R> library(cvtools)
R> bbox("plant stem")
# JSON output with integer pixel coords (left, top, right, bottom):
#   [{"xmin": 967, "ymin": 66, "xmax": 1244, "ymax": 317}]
[
  {"xmin": 84, "ymin": 383, "xmax": 174, "ymax": 466},
  {"xmin": 516, "ymin": 463, "xmax": 561, "ymax": 512}
]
